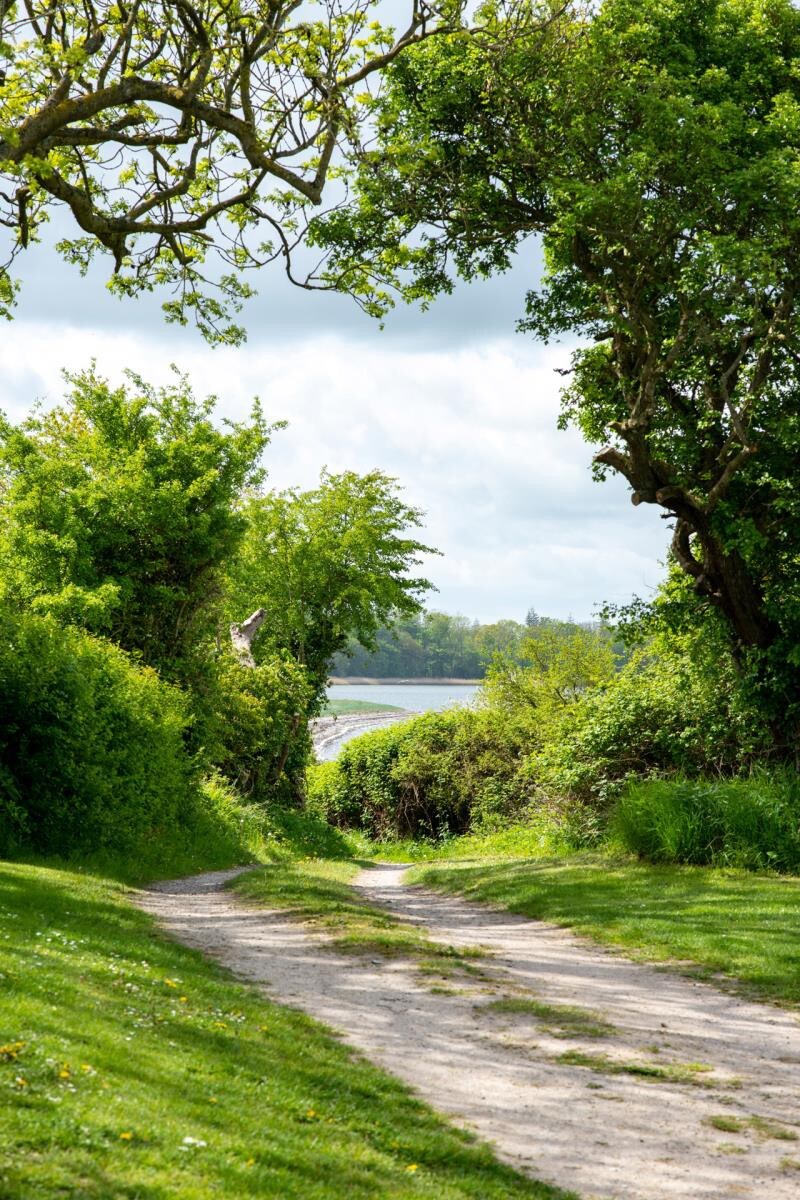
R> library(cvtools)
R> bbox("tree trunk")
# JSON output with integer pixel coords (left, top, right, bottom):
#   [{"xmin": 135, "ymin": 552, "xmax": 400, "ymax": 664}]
[
  {"xmin": 230, "ymin": 609, "xmax": 266, "ymax": 667},
  {"xmin": 671, "ymin": 515, "xmax": 777, "ymax": 652}
]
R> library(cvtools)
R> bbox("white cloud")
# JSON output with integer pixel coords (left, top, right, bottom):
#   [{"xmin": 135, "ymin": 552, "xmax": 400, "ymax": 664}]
[{"xmin": 0, "ymin": 321, "xmax": 667, "ymax": 622}]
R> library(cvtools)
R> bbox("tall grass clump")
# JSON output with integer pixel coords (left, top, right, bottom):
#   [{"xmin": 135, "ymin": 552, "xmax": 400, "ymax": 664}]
[{"xmin": 613, "ymin": 770, "xmax": 800, "ymax": 872}]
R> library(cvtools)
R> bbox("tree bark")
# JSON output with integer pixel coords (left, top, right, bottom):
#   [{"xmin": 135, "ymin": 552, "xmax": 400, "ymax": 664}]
[{"xmin": 230, "ymin": 608, "xmax": 265, "ymax": 667}]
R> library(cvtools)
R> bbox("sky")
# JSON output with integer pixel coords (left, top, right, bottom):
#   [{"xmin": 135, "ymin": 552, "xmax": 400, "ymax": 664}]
[{"xmin": 0, "ymin": 222, "xmax": 668, "ymax": 626}]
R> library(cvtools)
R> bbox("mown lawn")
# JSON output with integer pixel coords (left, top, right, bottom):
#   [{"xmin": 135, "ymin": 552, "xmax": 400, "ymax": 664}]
[
  {"xmin": 0, "ymin": 861, "xmax": 570, "ymax": 1200},
  {"xmin": 409, "ymin": 853, "xmax": 800, "ymax": 1007}
]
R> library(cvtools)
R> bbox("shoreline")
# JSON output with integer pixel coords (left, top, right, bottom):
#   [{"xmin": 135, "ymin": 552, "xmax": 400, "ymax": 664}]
[{"xmin": 327, "ymin": 676, "xmax": 481, "ymax": 685}]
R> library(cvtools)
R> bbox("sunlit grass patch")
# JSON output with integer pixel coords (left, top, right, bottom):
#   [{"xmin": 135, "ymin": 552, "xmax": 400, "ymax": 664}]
[
  {"xmin": 0, "ymin": 860, "xmax": 571, "ymax": 1200},
  {"xmin": 704, "ymin": 1114, "xmax": 798, "ymax": 1141},
  {"xmin": 233, "ymin": 860, "xmax": 488, "ymax": 975},
  {"xmin": 410, "ymin": 853, "xmax": 800, "ymax": 1006},
  {"xmin": 557, "ymin": 1050, "xmax": 715, "ymax": 1086}
]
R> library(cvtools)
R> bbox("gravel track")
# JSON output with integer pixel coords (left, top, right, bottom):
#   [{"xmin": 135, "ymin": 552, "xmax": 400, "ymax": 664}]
[{"xmin": 137, "ymin": 863, "xmax": 800, "ymax": 1200}]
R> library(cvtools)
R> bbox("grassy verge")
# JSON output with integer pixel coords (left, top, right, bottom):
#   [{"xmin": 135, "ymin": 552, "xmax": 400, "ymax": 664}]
[
  {"xmin": 233, "ymin": 860, "xmax": 486, "ymax": 976},
  {"xmin": 408, "ymin": 853, "xmax": 800, "ymax": 1007},
  {"xmin": 323, "ymin": 699, "xmax": 403, "ymax": 715},
  {"xmin": 353, "ymin": 822, "xmax": 578, "ymax": 865},
  {"xmin": 0, "ymin": 860, "xmax": 571, "ymax": 1200},
  {"xmin": 19, "ymin": 803, "xmax": 370, "ymax": 888}
]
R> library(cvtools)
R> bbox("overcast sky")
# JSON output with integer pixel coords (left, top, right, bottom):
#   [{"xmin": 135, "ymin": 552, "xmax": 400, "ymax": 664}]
[{"xmin": 0, "ymin": 222, "xmax": 667, "ymax": 624}]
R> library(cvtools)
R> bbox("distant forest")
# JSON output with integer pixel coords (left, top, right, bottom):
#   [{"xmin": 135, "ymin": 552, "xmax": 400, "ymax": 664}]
[{"xmin": 332, "ymin": 609, "xmax": 607, "ymax": 679}]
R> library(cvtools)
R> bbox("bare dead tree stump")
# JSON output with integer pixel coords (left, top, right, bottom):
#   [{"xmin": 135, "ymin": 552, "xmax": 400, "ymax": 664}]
[{"xmin": 230, "ymin": 609, "xmax": 266, "ymax": 667}]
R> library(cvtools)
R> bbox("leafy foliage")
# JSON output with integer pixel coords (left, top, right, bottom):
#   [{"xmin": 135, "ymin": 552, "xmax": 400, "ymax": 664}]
[
  {"xmin": 226, "ymin": 471, "xmax": 433, "ymax": 710},
  {"xmin": 309, "ymin": 705, "xmax": 555, "ymax": 840},
  {"xmin": 533, "ymin": 628, "xmax": 771, "ymax": 808},
  {"xmin": 332, "ymin": 609, "xmax": 609, "ymax": 679},
  {"xmin": 0, "ymin": 607, "xmax": 192, "ymax": 856},
  {"xmin": 484, "ymin": 622, "xmax": 616, "ymax": 718},
  {"xmin": 316, "ymin": 0, "xmax": 800, "ymax": 739},
  {"xmin": 0, "ymin": 0, "xmax": 468, "ymax": 341},
  {"xmin": 0, "ymin": 366, "xmax": 270, "ymax": 686},
  {"xmin": 201, "ymin": 651, "xmax": 313, "ymax": 803}
]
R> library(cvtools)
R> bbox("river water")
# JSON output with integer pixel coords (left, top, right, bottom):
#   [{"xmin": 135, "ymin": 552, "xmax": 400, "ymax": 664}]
[
  {"xmin": 327, "ymin": 682, "xmax": 479, "ymax": 712},
  {"xmin": 315, "ymin": 682, "xmax": 480, "ymax": 760}
]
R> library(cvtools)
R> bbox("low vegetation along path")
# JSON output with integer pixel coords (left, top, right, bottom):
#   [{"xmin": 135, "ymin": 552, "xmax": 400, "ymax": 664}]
[{"xmin": 138, "ymin": 864, "xmax": 800, "ymax": 1200}]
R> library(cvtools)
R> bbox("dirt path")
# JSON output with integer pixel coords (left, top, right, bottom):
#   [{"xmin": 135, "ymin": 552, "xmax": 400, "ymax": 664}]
[{"xmin": 137, "ymin": 864, "xmax": 800, "ymax": 1200}]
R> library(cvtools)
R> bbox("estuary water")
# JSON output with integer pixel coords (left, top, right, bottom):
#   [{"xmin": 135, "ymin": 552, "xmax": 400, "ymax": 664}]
[
  {"xmin": 313, "ymin": 682, "xmax": 480, "ymax": 760},
  {"xmin": 326, "ymin": 682, "xmax": 479, "ymax": 712}
]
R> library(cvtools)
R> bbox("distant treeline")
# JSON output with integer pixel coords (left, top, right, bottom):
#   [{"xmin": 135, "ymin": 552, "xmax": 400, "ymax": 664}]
[{"xmin": 332, "ymin": 609, "xmax": 609, "ymax": 679}]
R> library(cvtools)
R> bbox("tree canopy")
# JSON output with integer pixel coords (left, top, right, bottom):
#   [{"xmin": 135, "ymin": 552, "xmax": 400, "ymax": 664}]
[
  {"xmin": 225, "ymin": 469, "xmax": 434, "ymax": 708},
  {"xmin": 0, "ymin": 365, "xmax": 271, "ymax": 682},
  {"xmin": 314, "ymin": 0, "xmax": 800, "ymax": 737},
  {"xmin": 0, "ymin": 0, "xmax": 466, "ymax": 341}
]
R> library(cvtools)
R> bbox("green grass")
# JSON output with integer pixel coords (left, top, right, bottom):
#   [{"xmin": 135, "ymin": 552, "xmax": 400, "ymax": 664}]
[
  {"xmin": 233, "ymin": 860, "xmax": 487, "ymax": 976},
  {"xmin": 323, "ymin": 699, "xmax": 403, "ymax": 715},
  {"xmin": 704, "ymin": 1115, "xmax": 798, "ymax": 1140},
  {"xmin": 0, "ymin": 860, "xmax": 572, "ymax": 1200},
  {"xmin": 477, "ymin": 997, "xmax": 616, "ymax": 1039},
  {"xmin": 17, "ymin": 803, "xmax": 368, "ymax": 888},
  {"xmin": 353, "ymin": 821, "xmax": 580, "ymax": 865},
  {"xmin": 555, "ymin": 1050, "xmax": 715, "ymax": 1086},
  {"xmin": 408, "ymin": 853, "xmax": 800, "ymax": 1006}
]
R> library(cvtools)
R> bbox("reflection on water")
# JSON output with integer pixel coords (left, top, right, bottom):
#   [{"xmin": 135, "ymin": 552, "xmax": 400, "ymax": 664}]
[{"xmin": 327, "ymin": 682, "xmax": 479, "ymax": 712}]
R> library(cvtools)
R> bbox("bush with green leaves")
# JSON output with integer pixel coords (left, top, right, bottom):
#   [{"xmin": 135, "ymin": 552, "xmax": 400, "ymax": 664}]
[
  {"xmin": 524, "ymin": 615, "xmax": 771, "ymax": 809},
  {"xmin": 0, "ymin": 366, "xmax": 270, "ymax": 687},
  {"xmin": 308, "ymin": 706, "xmax": 540, "ymax": 839},
  {"xmin": 613, "ymin": 771, "xmax": 800, "ymax": 874},
  {"xmin": 201, "ymin": 652, "xmax": 313, "ymax": 804},
  {"xmin": 0, "ymin": 608, "xmax": 193, "ymax": 856}
]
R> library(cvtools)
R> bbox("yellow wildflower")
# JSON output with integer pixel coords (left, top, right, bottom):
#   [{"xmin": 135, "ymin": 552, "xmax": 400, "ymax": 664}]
[
  {"xmin": 119, "ymin": 1132, "xmax": 134, "ymax": 1141},
  {"xmin": 406, "ymin": 1164, "xmax": 418, "ymax": 1173}
]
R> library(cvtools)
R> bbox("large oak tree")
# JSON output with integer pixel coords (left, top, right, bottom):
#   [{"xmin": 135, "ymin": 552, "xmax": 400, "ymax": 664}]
[{"xmin": 313, "ymin": 0, "xmax": 800, "ymax": 736}]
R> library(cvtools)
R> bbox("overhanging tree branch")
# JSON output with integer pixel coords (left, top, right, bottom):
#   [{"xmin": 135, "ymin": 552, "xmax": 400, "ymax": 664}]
[{"xmin": 0, "ymin": 0, "xmax": 468, "ymax": 340}]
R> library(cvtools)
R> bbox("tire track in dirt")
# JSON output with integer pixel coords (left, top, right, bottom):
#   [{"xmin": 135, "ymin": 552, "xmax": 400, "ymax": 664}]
[{"xmin": 137, "ymin": 864, "xmax": 800, "ymax": 1200}]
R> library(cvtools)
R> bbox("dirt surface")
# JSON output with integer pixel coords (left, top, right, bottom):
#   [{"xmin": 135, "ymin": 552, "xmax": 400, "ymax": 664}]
[{"xmin": 137, "ymin": 863, "xmax": 800, "ymax": 1200}]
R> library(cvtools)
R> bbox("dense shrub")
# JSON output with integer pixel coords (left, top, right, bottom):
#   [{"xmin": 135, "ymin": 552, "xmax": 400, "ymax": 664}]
[
  {"xmin": 200, "ymin": 652, "xmax": 313, "ymax": 803},
  {"xmin": 0, "ymin": 609, "xmax": 193, "ymax": 856},
  {"xmin": 532, "ymin": 636, "xmax": 770, "ymax": 807},
  {"xmin": 308, "ymin": 706, "xmax": 544, "ymax": 839},
  {"xmin": 613, "ymin": 771, "xmax": 800, "ymax": 873},
  {"xmin": 0, "ymin": 368, "xmax": 270, "ymax": 686}
]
